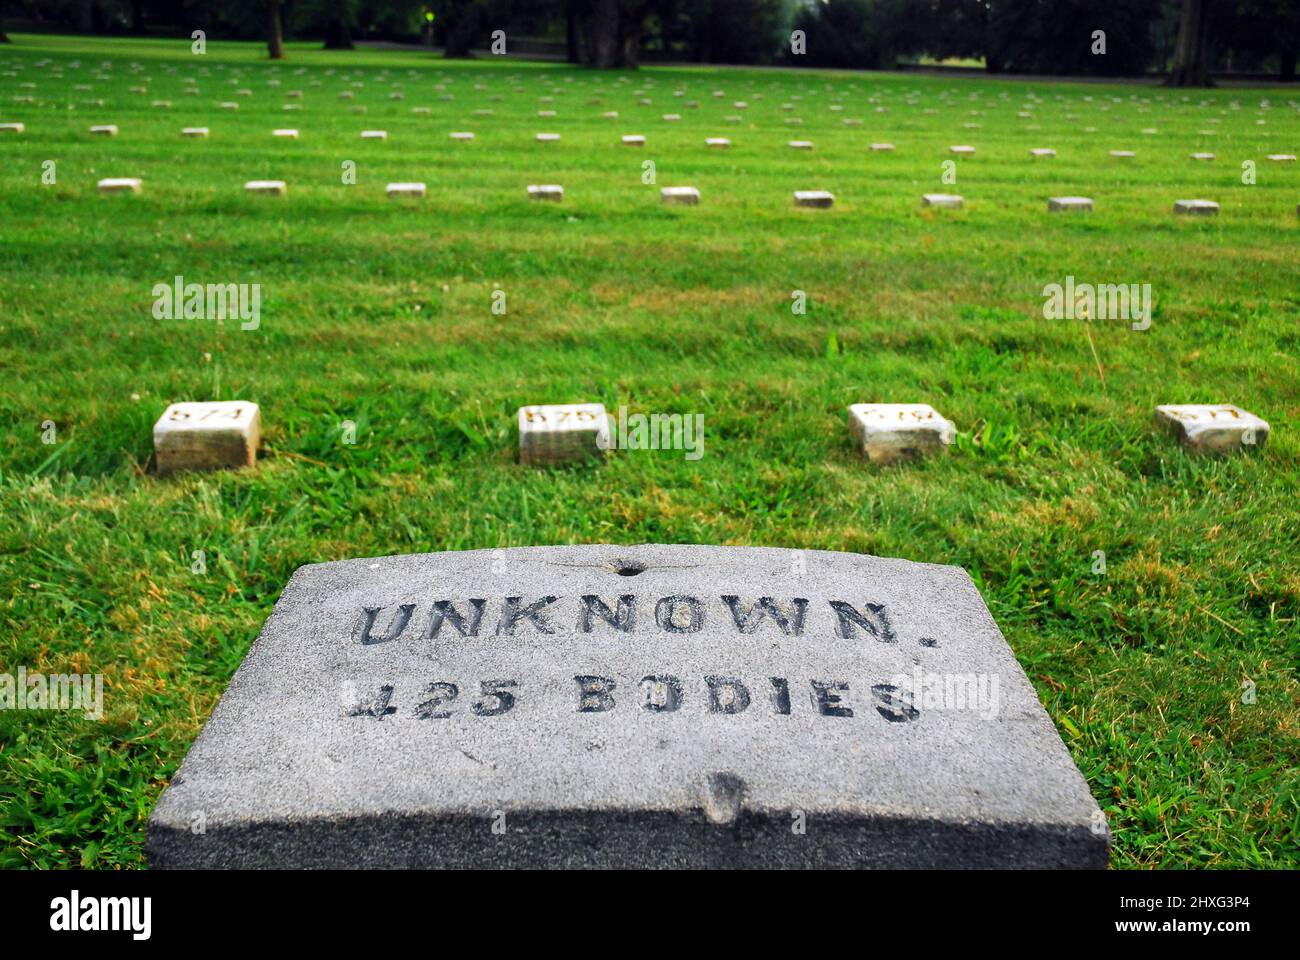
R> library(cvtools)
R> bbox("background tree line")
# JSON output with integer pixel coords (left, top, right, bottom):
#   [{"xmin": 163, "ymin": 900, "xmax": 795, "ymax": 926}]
[{"xmin": 1, "ymin": 0, "xmax": 1295, "ymax": 84}]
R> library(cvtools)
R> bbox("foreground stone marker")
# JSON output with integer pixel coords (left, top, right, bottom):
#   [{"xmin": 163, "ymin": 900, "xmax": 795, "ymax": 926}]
[
  {"xmin": 527, "ymin": 184, "xmax": 564, "ymax": 201},
  {"xmin": 1154, "ymin": 404, "xmax": 1270, "ymax": 454},
  {"xmin": 153, "ymin": 401, "xmax": 261, "ymax": 475},
  {"xmin": 518, "ymin": 403, "xmax": 610, "ymax": 465},
  {"xmin": 0, "ymin": 122, "xmax": 24, "ymax": 133},
  {"xmin": 181, "ymin": 126, "xmax": 209, "ymax": 138},
  {"xmin": 89, "ymin": 123, "xmax": 118, "ymax": 136},
  {"xmin": 146, "ymin": 543, "xmax": 1110, "ymax": 868},
  {"xmin": 848, "ymin": 403, "xmax": 956, "ymax": 465}
]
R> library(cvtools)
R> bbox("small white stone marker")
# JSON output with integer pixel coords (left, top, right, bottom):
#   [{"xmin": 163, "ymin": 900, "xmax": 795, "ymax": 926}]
[
  {"xmin": 97, "ymin": 178, "xmax": 142, "ymax": 194},
  {"xmin": 154, "ymin": 401, "xmax": 261, "ymax": 475},
  {"xmin": 949, "ymin": 145, "xmax": 975, "ymax": 154},
  {"xmin": 621, "ymin": 134, "xmax": 645, "ymax": 146},
  {"xmin": 0, "ymin": 122, "xmax": 26, "ymax": 133},
  {"xmin": 220, "ymin": 102, "xmax": 238, "ymax": 110},
  {"xmin": 1029, "ymin": 147, "xmax": 1056, "ymax": 157},
  {"xmin": 662, "ymin": 114, "xmax": 680, "ymax": 121},
  {"xmin": 788, "ymin": 140, "xmax": 813, "ymax": 149},
  {"xmin": 848, "ymin": 403, "xmax": 956, "ymax": 465},
  {"xmin": 386, "ymin": 182, "xmax": 426, "ymax": 198},
  {"xmin": 870, "ymin": 143, "xmax": 895, "ymax": 151},
  {"xmin": 245, "ymin": 180, "xmax": 287, "ymax": 195},
  {"xmin": 922, "ymin": 193, "xmax": 963, "ymax": 209},
  {"xmin": 449, "ymin": 131, "xmax": 474, "ymax": 140},
  {"xmin": 272, "ymin": 128, "xmax": 299, "ymax": 138},
  {"xmin": 518, "ymin": 403, "xmax": 610, "ymax": 466},
  {"xmin": 660, "ymin": 186, "xmax": 700, "ymax": 206},
  {"xmin": 1266, "ymin": 154, "xmax": 1297, "ymax": 162},
  {"xmin": 1109, "ymin": 150, "xmax": 1136, "ymax": 157},
  {"xmin": 528, "ymin": 184, "xmax": 564, "ymax": 201},
  {"xmin": 360, "ymin": 130, "xmax": 387, "ymax": 140},
  {"xmin": 705, "ymin": 137, "xmax": 731, "ymax": 148},
  {"xmin": 536, "ymin": 132, "xmax": 560, "ymax": 142},
  {"xmin": 793, "ymin": 190, "xmax": 834, "ymax": 209},
  {"xmin": 1048, "ymin": 196, "xmax": 1093, "ymax": 211},
  {"xmin": 1189, "ymin": 152, "xmax": 1215, "ymax": 160},
  {"xmin": 1174, "ymin": 199, "xmax": 1219, "ymax": 215},
  {"xmin": 181, "ymin": 127, "xmax": 209, "ymax": 138},
  {"xmin": 1154, "ymin": 404, "xmax": 1269, "ymax": 454},
  {"xmin": 602, "ymin": 111, "xmax": 619, "ymax": 119},
  {"xmin": 89, "ymin": 124, "xmax": 118, "ymax": 136}
]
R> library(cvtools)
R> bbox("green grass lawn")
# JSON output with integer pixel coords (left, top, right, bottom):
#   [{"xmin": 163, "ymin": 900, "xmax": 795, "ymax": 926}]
[{"xmin": 1, "ymin": 33, "xmax": 1297, "ymax": 869}]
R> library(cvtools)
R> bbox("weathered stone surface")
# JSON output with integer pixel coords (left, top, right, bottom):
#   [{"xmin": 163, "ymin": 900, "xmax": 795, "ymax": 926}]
[
  {"xmin": 146, "ymin": 544, "xmax": 1109, "ymax": 869},
  {"xmin": 518, "ymin": 403, "xmax": 609, "ymax": 465},
  {"xmin": 848, "ymin": 403, "xmax": 956, "ymax": 464},
  {"xmin": 1154, "ymin": 404, "xmax": 1270, "ymax": 454},
  {"xmin": 153, "ymin": 400, "xmax": 260, "ymax": 475}
]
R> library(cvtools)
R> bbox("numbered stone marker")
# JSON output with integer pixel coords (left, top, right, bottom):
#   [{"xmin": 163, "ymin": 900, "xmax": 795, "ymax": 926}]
[
  {"xmin": 705, "ymin": 137, "xmax": 730, "ymax": 148},
  {"xmin": 517, "ymin": 403, "xmax": 610, "ymax": 465},
  {"xmin": 1189, "ymin": 152, "xmax": 1215, "ymax": 160},
  {"xmin": 1109, "ymin": 150, "xmax": 1135, "ymax": 158},
  {"xmin": 793, "ymin": 190, "xmax": 834, "ymax": 208},
  {"xmin": 245, "ymin": 180, "xmax": 287, "ymax": 195},
  {"xmin": 272, "ymin": 128, "xmax": 299, "ymax": 139},
  {"xmin": 1154, "ymin": 404, "xmax": 1270, "ymax": 454},
  {"xmin": 1048, "ymin": 196, "xmax": 1093, "ymax": 212},
  {"xmin": 788, "ymin": 140, "xmax": 813, "ymax": 150},
  {"xmin": 848, "ymin": 403, "xmax": 956, "ymax": 465},
  {"xmin": 449, "ymin": 131, "xmax": 475, "ymax": 141},
  {"xmin": 661, "ymin": 186, "xmax": 700, "ymax": 206},
  {"xmin": 153, "ymin": 401, "xmax": 261, "ymax": 475},
  {"xmin": 527, "ymin": 184, "xmax": 564, "ymax": 201},
  {"xmin": 621, "ymin": 134, "xmax": 646, "ymax": 146},
  {"xmin": 949, "ymin": 145, "xmax": 976, "ymax": 154},
  {"xmin": 922, "ymin": 193, "xmax": 963, "ymax": 209},
  {"xmin": 97, "ymin": 177, "xmax": 142, "ymax": 194},
  {"xmin": 0, "ymin": 122, "xmax": 24, "ymax": 133},
  {"xmin": 360, "ymin": 129, "xmax": 388, "ymax": 140},
  {"xmin": 181, "ymin": 127, "xmax": 209, "ymax": 138},
  {"xmin": 146, "ymin": 543, "xmax": 1110, "ymax": 868},
  {"xmin": 535, "ymin": 132, "xmax": 560, "ymax": 142},
  {"xmin": 89, "ymin": 123, "xmax": 118, "ymax": 136},
  {"xmin": 1029, "ymin": 147, "xmax": 1056, "ymax": 157},
  {"xmin": 386, "ymin": 182, "xmax": 426, "ymax": 198},
  {"xmin": 869, "ymin": 142, "xmax": 894, "ymax": 151},
  {"xmin": 1174, "ymin": 199, "xmax": 1219, "ymax": 216}
]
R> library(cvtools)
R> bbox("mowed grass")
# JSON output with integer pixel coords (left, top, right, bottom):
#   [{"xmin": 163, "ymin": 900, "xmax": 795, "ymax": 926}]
[{"xmin": 1, "ymin": 34, "xmax": 1298, "ymax": 869}]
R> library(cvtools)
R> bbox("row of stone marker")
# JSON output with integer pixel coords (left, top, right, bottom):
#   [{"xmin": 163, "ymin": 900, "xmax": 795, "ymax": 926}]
[{"xmin": 150, "ymin": 399, "xmax": 1270, "ymax": 476}]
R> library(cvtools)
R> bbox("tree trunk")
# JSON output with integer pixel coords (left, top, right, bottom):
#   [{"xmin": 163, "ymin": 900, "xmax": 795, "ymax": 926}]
[
  {"xmin": 566, "ymin": 1, "xmax": 580, "ymax": 64},
  {"xmin": 324, "ymin": 15, "xmax": 353, "ymax": 50},
  {"xmin": 1167, "ymin": 0, "xmax": 1212, "ymax": 86},
  {"xmin": 592, "ymin": 0, "xmax": 619, "ymax": 68},
  {"xmin": 267, "ymin": 0, "xmax": 285, "ymax": 60}
]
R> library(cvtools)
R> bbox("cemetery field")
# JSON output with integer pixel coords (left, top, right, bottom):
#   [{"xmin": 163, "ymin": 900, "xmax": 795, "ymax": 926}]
[{"xmin": 1, "ymin": 33, "xmax": 1298, "ymax": 870}]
